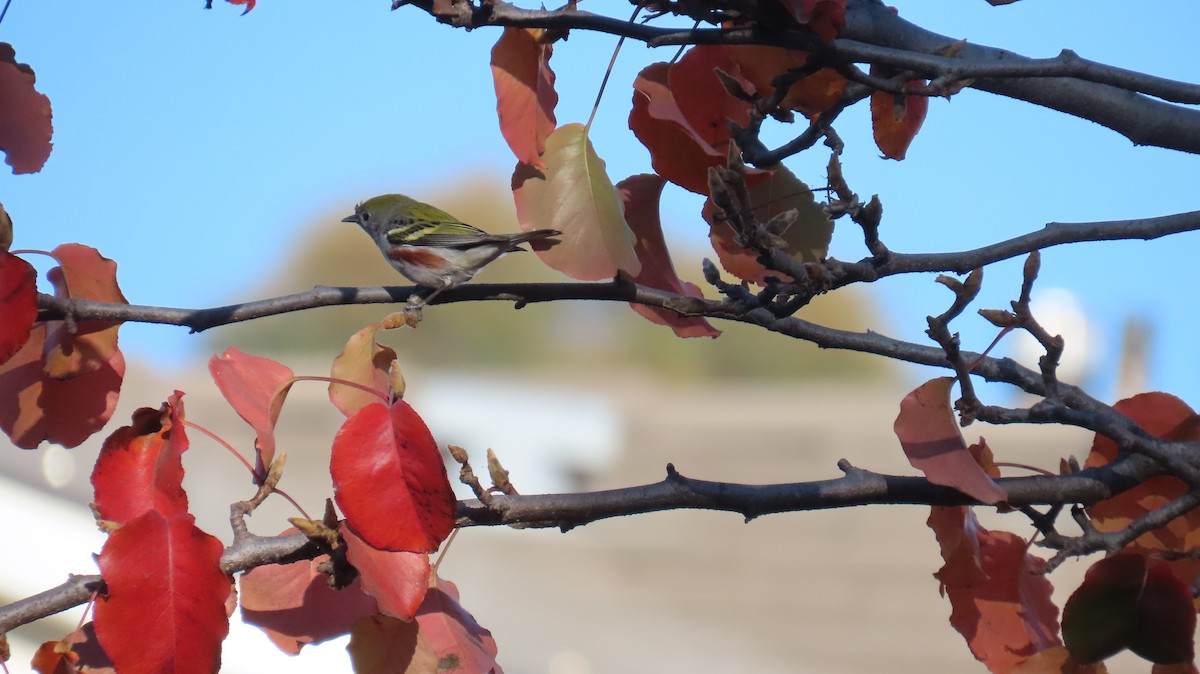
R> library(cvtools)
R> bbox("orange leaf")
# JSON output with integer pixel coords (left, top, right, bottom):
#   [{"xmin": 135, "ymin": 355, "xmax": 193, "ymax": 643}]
[
  {"xmin": 0, "ymin": 322, "xmax": 124, "ymax": 448},
  {"xmin": 31, "ymin": 640, "xmax": 79, "ymax": 674},
  {"xmin": 209, "ymin": 347, "xmax": 295, "ymax": 476},
  {"xmin": 702, "ymin": 165, "xmax": 833, "ymax": 285},
  {"xmin": 615, "ymin": 174, "xmax": 720, "ymax": 338},
  {"xmin": 240, "ymin": 547, "xmax": 379, "ymax": 655},
  {"xmin": 328, "ymin": 320, "xmax": 401, "ymax": 417},
  {"xmin": 895, "ymin": 377, "xmax": 1007, "ymax": 505},
  {"xmin": 93, "ymin": 511, "xmax": 229, "ymax": 674},
  {"xmin": 491, "ymin": 27, "xmax": 558, "ymax": 169},
  {"xmin": 42, "ymin": 244, "xmax": 127, "ymax": 379},
  {"xmin": 929, "ymin": 506, "xmax": 1060, "ymax": 673},
  {"xmin": 90, "ymin": 393, "xmax": 189, "ymax": 525},
  {"xmin": 1084, "ymin": 393, "xmax": 1200, "ymax": 584},
  {"xmin": 512, "ymin": 123, "xmax": 640, "ymax": 280},
  {"xmin": 331, "ymin": 401, "xmax": 456, "ymax": 553},
  {"xmin": 726, "ymin": 46, "xmax": 847, "ymax": 118},
  {"xmin": 0, "ymin": 250, "xmax": 37, "ymax": 364},
  {"xmin": 343, "ymin": 524, "xmax": 431, "ymax": 621},
  {"xmin": 0, "ymin": 43, "xmax": 52, "ymax": 174},
  {"xmin": 225, "ymin": 0, "xmax": 255, "ymax": 13},
  {"xmin": 870, "ymin": 71, "xmax": 928, "ymax": 160}
]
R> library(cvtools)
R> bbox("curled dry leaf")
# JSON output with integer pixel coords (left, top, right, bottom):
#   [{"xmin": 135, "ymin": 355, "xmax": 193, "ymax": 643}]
[{"xmin": 329, "ymin": 321, "xmax": 401, "ymax": 417}]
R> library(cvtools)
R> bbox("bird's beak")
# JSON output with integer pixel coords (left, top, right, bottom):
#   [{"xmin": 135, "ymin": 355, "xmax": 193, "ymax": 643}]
[{"xmin": 341, "ymin": 214, "xmax": 358, "ymax": 224}]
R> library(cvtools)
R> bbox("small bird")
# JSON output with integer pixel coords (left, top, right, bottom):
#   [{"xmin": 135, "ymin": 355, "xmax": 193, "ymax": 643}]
[{"xmin": 342, "ymin": 194, "xmax": 561, "ymax": 307}]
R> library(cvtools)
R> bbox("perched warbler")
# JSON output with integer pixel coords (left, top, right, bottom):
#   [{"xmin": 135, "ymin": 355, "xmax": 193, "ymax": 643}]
[{"xmin": 342, "ymin": 194, "xmax": 560, "ymax": 306}]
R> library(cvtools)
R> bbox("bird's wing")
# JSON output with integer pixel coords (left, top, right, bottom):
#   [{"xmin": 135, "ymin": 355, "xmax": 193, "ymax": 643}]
[{"xmin": 385, "ymin": 217, "xmax": 492, "ymax": 247}]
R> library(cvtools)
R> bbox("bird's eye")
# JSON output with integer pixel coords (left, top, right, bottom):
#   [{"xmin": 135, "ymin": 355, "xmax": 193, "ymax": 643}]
[{"xmin": 360, "ymin": 212, "xmax": 370, "ymax": 222}]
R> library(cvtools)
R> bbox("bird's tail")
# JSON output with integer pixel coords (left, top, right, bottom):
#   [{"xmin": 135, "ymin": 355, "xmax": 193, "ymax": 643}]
[{"xmin": 507, "ymin": 229, "xmax": 562, "ymax": 252}]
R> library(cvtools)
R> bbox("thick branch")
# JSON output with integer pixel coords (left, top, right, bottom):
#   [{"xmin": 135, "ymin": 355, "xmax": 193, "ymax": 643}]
[
  {"xmin": 839, "ymin": 2, "xmax": 1200, "ymax": 153},
  {"xmin": 402, "ymin": 0, "xmax": 1200, "ymax": 155},
  {"xmin": 0, "ymin": 456, "xmax": 1161, "ymax": 635}
]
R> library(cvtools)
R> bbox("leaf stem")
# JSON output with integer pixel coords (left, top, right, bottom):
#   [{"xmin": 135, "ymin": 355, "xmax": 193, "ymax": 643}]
[{"xmin": 585, "ymin": 4, "xmax": 640, "ymax": 132}]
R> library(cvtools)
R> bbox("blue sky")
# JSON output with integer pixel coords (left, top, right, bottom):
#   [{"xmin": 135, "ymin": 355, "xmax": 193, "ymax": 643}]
[{"xmin": 2, "ymin": 0, "xmax": 1199, "ymax": 406}]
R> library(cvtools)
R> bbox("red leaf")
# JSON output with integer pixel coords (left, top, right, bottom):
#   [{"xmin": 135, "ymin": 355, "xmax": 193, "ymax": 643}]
[
  {"xmin": 870, "ymin": 71, "xmax": 928, "ymax": 160},
  {"xmin": 895, "ymin": 377, "xmax": 1007, "ymax": 505},
  {"xmin": 209, "ymin": 347, "xmax": 295, "ymax": 476},
  {"xmin": 225, "ymin": 0, "xmax": 255, "ymax": 13},
  {"xmin": 91, "ymin": 393, "xmax": 189, "ymax": 525},
  {"xmin": 328, "ymin": 319, "xmax": 401, "ymax": 417},
  {"xmin": 629, "ymin": 62, "xmax": 733, "ymax": 195},
  {"xmin": 0, "ymin": 43, "xmax": 53, "ymax": 174},
  {"xmin": 615, "ymin": 174, "xmax": 720, "ymax": 338},
  {"xmin": 43, "ymin": 244, "xmax": 127, "ymax": 379},
  {"xmin": 0, "ymin": 250, "xmax": 37, "ymax": 364},
  {"xmin": 343, "ymin": 524, "xmax": 431, "ymax": 621},
  {"xmin": 702, "ymin": 165, "xmax": 833, "ymax": 285},
  {"xmin": 94, "ymin": 511, "xmax": 229, "ymax": 674},
  {"xmin": 726, "ymin": 46, "xmax": 847, "ymax": 119},
  {"xmin": 1063, "ymin": 553, "xmax": 1196, "ymax": 665},
  {"xmin": 667, "ymin": 46, "xmax": 753, "ymax": 150},
  {"xmin": 0, "ymin": 200, "xmax": 12, "ymax": 250},
  {"xmin": 331, "ymin": 401, "xmax": 456, "ymax": 553},
  {"xmin": 929, "ymin": 506, "xmax": 1060, "ymax": 673},
  {"xmin": 0, "ymin": 322, "xmax": 125, "ymax": 448},
  {"xmin": 775, "ymin": 0, "xmax": 846, "ymax": 42},
  {"xmin": 491, "ymin": 27, "xmax": 558, "ymax": 169},
  {"xmin": 240, "ymin": 550, "xmax": 379, "ymax": 655},
  {"xmin": 417, "ymin": 580, "xmax": 502, "ymax": 674}
]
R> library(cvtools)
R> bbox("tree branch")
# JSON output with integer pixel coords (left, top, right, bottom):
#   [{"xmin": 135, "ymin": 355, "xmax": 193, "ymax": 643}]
[
  {"xmin": 0, "ymin": 454, "xmax": 1163, "ymax": 635},
  {"xmin": 401, "ymin": 0, "xmax": 1200, "ymax": 155}
]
